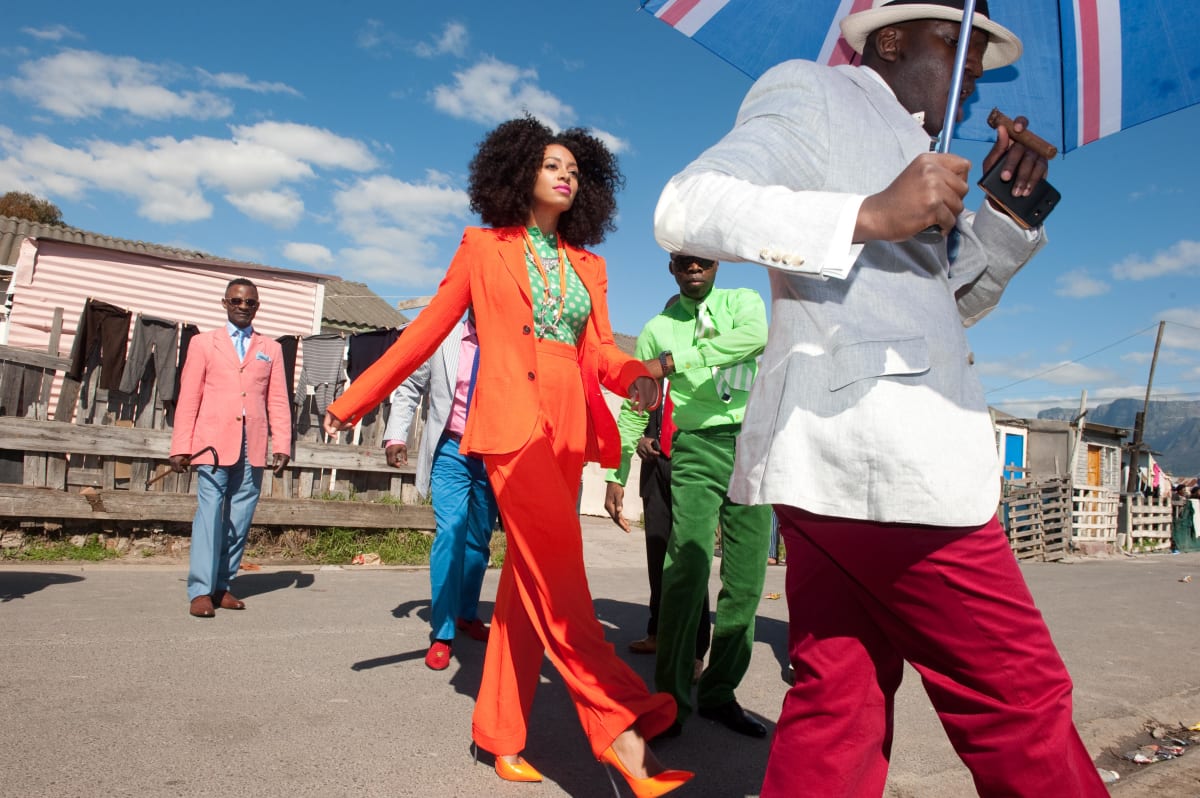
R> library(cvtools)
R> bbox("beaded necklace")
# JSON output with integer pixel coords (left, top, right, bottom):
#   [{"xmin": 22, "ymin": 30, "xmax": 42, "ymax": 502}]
[{"xmin": 522, "ymin": 227, "xmax": 568, "ymax": 337}]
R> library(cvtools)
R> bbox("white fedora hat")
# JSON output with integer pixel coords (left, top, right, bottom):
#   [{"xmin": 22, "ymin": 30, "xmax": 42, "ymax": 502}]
[{"xmin": 840, "ymin": 0, "xmax": 1022, "ymax": 70}]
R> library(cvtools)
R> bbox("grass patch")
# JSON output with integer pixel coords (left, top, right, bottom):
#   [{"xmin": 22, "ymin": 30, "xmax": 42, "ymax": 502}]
[
  {"xmin": 276, "ymin": 527, "xmax": 506, "ymax": 567},
  {"xmin": 1, "ymin": 533, "xmax": 120, "ymax": 562},
  {"xmin": 278, "ymin": 527, "xmax": 433, "ymax": 565}
]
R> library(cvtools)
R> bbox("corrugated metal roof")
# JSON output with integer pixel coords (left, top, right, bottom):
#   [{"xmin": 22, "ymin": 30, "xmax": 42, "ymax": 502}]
[
  {"xmin": 0, "ymin": 215, "xmax": 406, "ymax": 331},
  {"xmin": 0, "ymin": 214, "xmax": 332, "ymax": 279},
  {"xmin": 322, "ymin": 279, "xmax": 408, "ymax": 332}
]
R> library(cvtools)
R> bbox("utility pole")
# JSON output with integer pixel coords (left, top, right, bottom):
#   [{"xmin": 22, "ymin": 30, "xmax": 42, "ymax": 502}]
[{"xmin": 1125, "ymin": 321, "xmax": 1167, "ymax": 493}]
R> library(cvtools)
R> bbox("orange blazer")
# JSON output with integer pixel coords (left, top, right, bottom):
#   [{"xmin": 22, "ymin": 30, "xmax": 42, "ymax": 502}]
[
  {"xmin": 170, "ymin": 329, "xmax": 293, "ymax": 468},
  {"xmin": 328, "ymin": 226, "xmax": 650, "ymax": 469}
]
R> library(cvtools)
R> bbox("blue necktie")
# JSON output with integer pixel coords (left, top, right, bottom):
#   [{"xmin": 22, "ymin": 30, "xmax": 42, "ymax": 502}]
[{"xmin": 236, "ymin": 332, "xmax": 248, "ymax": 361}]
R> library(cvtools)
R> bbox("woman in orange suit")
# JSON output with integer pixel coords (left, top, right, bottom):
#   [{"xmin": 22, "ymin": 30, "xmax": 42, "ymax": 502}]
[{"xmin": 323, "ymin": 117, "xmax": 693, "ymax": 797}]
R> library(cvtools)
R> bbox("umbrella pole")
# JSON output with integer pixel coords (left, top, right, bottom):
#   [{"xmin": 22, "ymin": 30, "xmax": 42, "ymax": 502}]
[
  {"xmin": 913, "ymin": 0, "xmax": 978, "ymax": 243},
  {"xmin": 933, "ymin": 0, "xmax": 978, "ymax": 154}
]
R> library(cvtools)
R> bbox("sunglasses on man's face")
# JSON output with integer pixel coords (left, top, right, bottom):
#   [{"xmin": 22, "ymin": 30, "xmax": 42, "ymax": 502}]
[
  {"xmin": 670, "ymin": 256, "xmax": 716, "ymax": 270},
  {"xmin": 225, "ymin": 297, "xmax": 260, "ymax": 308}
]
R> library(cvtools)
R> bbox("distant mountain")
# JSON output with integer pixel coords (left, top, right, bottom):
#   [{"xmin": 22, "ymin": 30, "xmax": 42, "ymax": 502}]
[{"xmin": 1037, "ymin": 398, "xmax": 1200, "ymax": 477}]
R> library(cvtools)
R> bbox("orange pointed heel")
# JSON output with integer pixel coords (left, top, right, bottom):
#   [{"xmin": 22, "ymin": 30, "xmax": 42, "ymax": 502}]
[
  {"xmin": 495, "ymin": 755, "xmax": 543, "ymax": 783},
  {"xmin": 599, "ymin": 745, "xmax": 693, "ymax": 798}
]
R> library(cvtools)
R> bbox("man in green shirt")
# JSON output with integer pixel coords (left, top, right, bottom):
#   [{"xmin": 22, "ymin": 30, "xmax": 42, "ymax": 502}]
[{"xmin": 606, "ymin": 253, "xmax": 772, "ymax": 738}]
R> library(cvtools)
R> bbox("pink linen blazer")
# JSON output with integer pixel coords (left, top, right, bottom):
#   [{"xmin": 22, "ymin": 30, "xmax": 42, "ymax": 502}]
[{"xmin": 170, "ymin": 328, "xmax": 293, "ymax": 468}]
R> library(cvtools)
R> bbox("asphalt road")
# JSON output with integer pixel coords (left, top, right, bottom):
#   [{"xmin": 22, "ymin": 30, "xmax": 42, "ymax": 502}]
[{"xmin": 2, "ymin": 516, "xmax": 1199, "ymax": 797}]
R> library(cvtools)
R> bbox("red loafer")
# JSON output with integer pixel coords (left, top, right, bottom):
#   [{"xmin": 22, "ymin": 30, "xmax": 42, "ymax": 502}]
[
  {"xmin": 425, "ymin": 640, "xmax": 452, "ymax": 671},
  {"xmin": 456, "ymin": 617, "xmax": 490, "ymax": 642}
]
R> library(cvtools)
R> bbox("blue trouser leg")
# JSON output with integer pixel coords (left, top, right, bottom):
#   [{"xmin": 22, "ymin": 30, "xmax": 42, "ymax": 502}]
[
  {"xmin": 216, "ymin": 439, "xmax": 262, "ymax": 592},
  {"xmin": 187, "ymin": 431, "xmax": 261, "ymax": 600},
  {"xmin": 429, "ymin": 433, "xmax": 498, "ymax": 641}
]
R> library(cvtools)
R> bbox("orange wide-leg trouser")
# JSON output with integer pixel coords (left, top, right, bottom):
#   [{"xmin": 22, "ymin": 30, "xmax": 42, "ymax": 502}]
[{"xmin": 471, "ymin": 340, "xmax": 676, "ymax": 758}]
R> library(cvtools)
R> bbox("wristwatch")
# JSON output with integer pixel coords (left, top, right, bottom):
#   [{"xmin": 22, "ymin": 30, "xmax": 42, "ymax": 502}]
[{"xmin": 658, "ymin": 350, "xmax": 674, "ymax": 376}]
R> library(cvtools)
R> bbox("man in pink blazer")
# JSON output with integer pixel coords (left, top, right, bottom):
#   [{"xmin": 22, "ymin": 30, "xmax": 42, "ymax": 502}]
[{"xmin": 170, "ymin": 278, "xmax": 292, "ymax": 618}]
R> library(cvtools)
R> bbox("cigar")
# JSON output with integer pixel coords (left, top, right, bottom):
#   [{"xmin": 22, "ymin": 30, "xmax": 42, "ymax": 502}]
[{"xmin": 987, "ymin": 108, "xmax": 1058, "ymax": 160}]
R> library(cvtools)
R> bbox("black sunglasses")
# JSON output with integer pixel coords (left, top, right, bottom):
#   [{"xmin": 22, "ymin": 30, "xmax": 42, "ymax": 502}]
[
  {"xmin": 670, "ymin": 255, "xmax": 716, "ymax": 269},
  {"xmin": 225, "ymin": 297, "xmax": 260, "ymax": 308}
]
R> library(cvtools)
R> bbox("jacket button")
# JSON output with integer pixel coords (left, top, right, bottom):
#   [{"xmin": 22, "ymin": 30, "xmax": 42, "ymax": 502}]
[
  {"xmin": 967, "ymin": 352, "xmax": 975, "ymax": 365},
  {"xmin": 522, "ymin": 325, "xmax": 531, "ymax": 334},
  {"xmin": 527, "ymin": 372, "xmax": 535, "ymax": 381},
  {"xmin": 235, "ymin": 415, "xmax": 242, "ymax": 422},
  {"xmin": 759, "ymin": 248, "xmax": 771, "ymax": 260},
  {"xmin": 241, "ymin": 391, "xmax": 247, "ymax": 396}
]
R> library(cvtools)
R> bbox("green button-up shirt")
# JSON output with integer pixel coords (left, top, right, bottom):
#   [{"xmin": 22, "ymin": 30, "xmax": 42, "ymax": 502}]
[{"xmin": 605, "ymin": 287, "xmax": 767, "ymax": 485}]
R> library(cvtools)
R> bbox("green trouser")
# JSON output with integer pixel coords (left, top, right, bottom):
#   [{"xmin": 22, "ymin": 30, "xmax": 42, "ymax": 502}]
[{"xmin": 654, "ymin": 425, "xmax": 772, "ymax": 723}]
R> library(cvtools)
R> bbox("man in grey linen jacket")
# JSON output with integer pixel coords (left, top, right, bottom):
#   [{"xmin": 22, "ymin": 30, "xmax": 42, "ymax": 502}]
[
  {"xmin": 384, "ymin": 318, "xmax": 497, "ymax": 671},
  {"xmin": 653, "ymin": 1, "xmax": 1107, "ymax": 796}
]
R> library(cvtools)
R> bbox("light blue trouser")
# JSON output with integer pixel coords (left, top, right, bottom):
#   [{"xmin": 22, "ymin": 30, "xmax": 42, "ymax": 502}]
[
  {"xmin": 429, "ymin": 432, "xmax": 498, "ymax": 641},
  {"xmin": 187, "ymin": 432, "xmax": 262, "ymax": 601}
]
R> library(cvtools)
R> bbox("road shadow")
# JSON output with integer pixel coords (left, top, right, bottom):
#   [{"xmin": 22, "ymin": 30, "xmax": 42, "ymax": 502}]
[
  {"xmin": 230, "ymin": 570, "xmax": 314, "ymax": 598},
  {"xmin": 0, "ymin": 571, "xmax": 85, "ymax": 602},
  {"xmin": 390, "ymin": 598, "xmax": 432, "ymax": 624},
  {"xmin": 350, "ymin": 593, "xmax": 773, "ymax": 796},
  {"xmin": 592, "ymin": 596, "xmax": 793, "ymax": 688}
]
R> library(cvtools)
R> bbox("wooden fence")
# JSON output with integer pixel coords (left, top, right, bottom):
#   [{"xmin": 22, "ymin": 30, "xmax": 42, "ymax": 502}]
[
  {"xmin": 1071, "ymin": 484, "xmax": 1120, "ymax": 546},
  {"xmin": 1120, "ymin": 494, "xmax": 1173, "ymax": 552},
  {"xmin": 999, "ymin": 475, "xmax": 1071, "ymax": 561},
  {"xmin": 0, "ymin": 330, "xmax": 434, "ymax": 531}
]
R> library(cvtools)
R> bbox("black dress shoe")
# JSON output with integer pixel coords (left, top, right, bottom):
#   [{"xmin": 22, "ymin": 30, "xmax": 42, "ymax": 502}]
[{"xmin": 698, "ymin": 700, "xmax": 768, "ymax": 738}]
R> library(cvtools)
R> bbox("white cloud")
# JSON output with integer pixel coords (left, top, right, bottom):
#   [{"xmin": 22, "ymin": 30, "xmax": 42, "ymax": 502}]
[
  {"xmin": 20, "ymin": 25, "xmax": 83, "ymax": 42},
  {"xmin": 431, "ymin": 58, "xmax": 575, "ymax": 130},
  {"xmin": 978, "ymin": 357, "xmax": 1119, "ymax": 387},
  {"xmin": 1112, "ymin": 240, "xmax": 1200, "ymax": 281},
  {"xmin": 0, "ymin": 123, "xmax": 377, "ymax": 225},
  {"xmin": 357, "ymin": 19, "xmax": 400, "ymax": 53},
  {"xmin": 226, "ymin": 189, "xmax": 304, "ymax": 228},
  {"xmin": 1159, "ymin": 307, "xmax": 1200, "ymax": 350},
  {"xmin": 1121, "ymin": 349, "xmax": 1195, "ymax": 366},
  {"xmin": 6, "ymin": 49, "xmax": 232, "ymax": 120},
  {"xmin": 328, "ymin": 175, "xmax": 471, "ymax": 285},
  {"xmin": 333, "ymin": 175, "xmax": 469, "ymax": 232},
  {"xmin": 282, "ymin": 242, "xmax": 334, "ymax": 267},
  {"xmin": 589, "ymin": 127, "xmax": 630, "ymax": 155},
  {"xmin": 337, "ymin": 241, "xmax": 446, "ymax": 285},
  {"xmin": 199, "ymin": 69, "xmax": 301, "ymax": 97},
  {"xmin": 415, "ymin": 22, "xmax": 469, "ymax": 58},
  {"xmin": 1054, "ymin": 268, "xmax": 1110, "ymax": 298},
  {"xmin": 232, "ymin": 121, "xmax": 379, "ymax": 172}
]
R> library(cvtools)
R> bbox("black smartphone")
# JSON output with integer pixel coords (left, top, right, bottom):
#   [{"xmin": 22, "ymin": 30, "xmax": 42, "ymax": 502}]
[{"xmin": 977, "ymin": 160, "xmax": 1061, "ymax": 229}]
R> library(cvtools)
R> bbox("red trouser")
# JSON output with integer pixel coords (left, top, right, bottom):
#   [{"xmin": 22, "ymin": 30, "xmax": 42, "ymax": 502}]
[
  {"xmin": 471, "ymin": 340, "xmax": 675, "ymax": 758},
  {"xmin": 761, "ymin": 507, "xmax": 1108, "ymax": 798}
]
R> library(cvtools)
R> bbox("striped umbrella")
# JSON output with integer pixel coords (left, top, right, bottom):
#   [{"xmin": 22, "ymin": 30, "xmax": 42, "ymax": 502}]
[{"xmin": 641, "ymin": 0, "xmax": 1200, "ymax": 154}]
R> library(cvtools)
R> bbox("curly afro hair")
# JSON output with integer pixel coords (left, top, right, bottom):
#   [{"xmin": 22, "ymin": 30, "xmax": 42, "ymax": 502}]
[{"xmin": 467, "ymin": 116, "xmax": 624, "ymax": 247}]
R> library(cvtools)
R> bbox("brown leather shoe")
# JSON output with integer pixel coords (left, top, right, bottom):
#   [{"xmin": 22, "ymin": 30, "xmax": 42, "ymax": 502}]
[
  {"xmin": 212, "ymin": 590, "xmax": 246, "ymax": 610},
  {"xmin": 627, "ymin": 635, "xmax": 657, "ymax": 654},
  {"xmin": 189, "ymin": 595, "xmax": 215, "ymax": 618}
]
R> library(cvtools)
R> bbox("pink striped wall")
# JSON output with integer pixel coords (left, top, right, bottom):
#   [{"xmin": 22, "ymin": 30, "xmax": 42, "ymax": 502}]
[{"xmin": 7, "ymin": 237, "xmax": 325, "ymax": 410}]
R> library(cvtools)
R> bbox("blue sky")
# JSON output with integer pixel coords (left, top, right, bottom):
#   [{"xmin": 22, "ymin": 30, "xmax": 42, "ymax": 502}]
[{"xmin": 2, "ymin": 0, "xmax": 1197, "ymax": 419}]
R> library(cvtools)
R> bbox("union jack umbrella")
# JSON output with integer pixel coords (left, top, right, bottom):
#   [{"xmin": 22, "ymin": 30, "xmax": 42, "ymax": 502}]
[{"xmin": 641, "ymin": 0, "xmax": 1200, "ymax": 154}]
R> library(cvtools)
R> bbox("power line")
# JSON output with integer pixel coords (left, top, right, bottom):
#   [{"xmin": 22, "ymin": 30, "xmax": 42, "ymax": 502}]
[{"xmin": 984, "ymin": 323, "xmax": 1160, "ymax": 395}]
